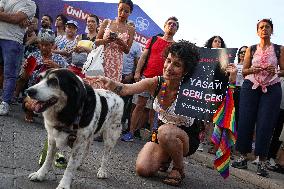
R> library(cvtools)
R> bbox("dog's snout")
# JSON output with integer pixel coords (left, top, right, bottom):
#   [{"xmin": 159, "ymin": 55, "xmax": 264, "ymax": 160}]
[{"xmin": 26, "ymin": 88, "xmax": 37, "ymax": 98}]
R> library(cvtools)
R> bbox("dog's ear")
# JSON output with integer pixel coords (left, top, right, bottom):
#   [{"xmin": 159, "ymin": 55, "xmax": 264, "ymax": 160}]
[{"xmin": 45, "ymin": 68, "xmax": 55, "ymax": 76}]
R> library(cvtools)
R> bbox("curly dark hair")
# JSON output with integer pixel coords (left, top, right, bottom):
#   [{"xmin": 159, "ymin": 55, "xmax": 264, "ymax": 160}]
[
  {"xmin": 237, "ymin": 45, "xmax": 248, "ymax": 63},
  {"xmin": 163, "ymin": 40, "xmax": 200, "ymax": 78},
  {"xmin": 204, "ymin": 36, "xmax": 226, "ymax": 48}
]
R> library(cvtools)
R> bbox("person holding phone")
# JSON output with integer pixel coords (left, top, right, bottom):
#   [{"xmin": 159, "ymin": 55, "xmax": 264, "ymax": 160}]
[{"xmin": 95, "ymin": 0, "xmax": 135, "ymax": 83}]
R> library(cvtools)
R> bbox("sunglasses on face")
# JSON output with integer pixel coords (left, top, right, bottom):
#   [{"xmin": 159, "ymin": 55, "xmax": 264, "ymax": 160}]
[{"xmin": 239, "ymin": 51, "xmax": 246, "ymax": 55}]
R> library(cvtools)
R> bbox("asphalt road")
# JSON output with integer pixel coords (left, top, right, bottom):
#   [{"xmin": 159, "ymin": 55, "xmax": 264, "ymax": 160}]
[{"xmin": 0, "ymin": 104, "xmax": 261, "ymax": 189}]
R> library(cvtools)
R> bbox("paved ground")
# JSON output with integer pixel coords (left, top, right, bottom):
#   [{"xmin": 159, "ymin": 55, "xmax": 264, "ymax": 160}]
[{"xmin": 0, "ymin": 103, "xmax": 283, "ymax": 189}]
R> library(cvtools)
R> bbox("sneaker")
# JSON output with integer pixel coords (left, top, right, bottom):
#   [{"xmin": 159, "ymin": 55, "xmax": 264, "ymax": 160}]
[
  {"xmin": 10, "ymin": 97, "xmax": 18, "ymax": 105},
  {"xmin": 0, "ymin": 101, "xmax": 9, "ymax": 116},
  {"xmin": 231, "ymin": 156, "xmax": 248, "ymax": 169},
  {"xmin": 197, "ymin": 143, "xmax": 204, "ymax": 152},
  {"xmin": 252, "ymin": 142, "xmax": 256, "ymax": 151},
  {"xmin": 121, "ymin": 132, "xmax": 134, "ymax": 142},
  {"xmin": 252, "ymin": 156, "xmax": 260, "ymax": 165},
  {"xmin": 257, "ymin": 163, "xmax": 269, "ymax": 177},
  {"xmin": 266, "ymin": 158, "xmax": 277, "ymax": 170},
  {"xmin": 134, "ymin": 129, "xmax": 141, "ymax": 139}
]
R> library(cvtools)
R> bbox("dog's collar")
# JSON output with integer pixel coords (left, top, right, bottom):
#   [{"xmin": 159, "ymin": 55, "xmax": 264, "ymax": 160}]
[{"xmin": 54, "ymin": 82, "xmax": 87, "ymax": 148}]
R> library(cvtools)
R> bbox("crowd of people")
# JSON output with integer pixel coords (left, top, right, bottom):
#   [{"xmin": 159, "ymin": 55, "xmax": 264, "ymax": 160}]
[{"xmin": 0, "ymin": 0, "xmax": 284, "ymax": 187}]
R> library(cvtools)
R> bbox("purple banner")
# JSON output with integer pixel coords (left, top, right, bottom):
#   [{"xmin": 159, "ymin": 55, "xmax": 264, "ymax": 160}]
[{"xmin": 34, "ymin": 0, "xmax": 163, "ymax": 47}]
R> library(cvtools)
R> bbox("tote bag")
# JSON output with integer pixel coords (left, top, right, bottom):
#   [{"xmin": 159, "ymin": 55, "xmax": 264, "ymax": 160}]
[{"xmin": 82, "ymin": 45, "xmax": 104, "ymax": 76}]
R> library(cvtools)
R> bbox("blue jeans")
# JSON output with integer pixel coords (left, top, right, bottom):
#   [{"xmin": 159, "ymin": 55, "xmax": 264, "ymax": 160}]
[
  {"xmin": 236, "ymin": 80, "xmax": 282, "ymax": 157},
  {"xmin": 0, "ymin": 39, "xmax": 24, "ymax": 103}
]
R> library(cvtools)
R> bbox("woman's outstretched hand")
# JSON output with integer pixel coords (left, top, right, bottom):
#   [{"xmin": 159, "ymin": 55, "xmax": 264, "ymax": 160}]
[{"xmin": 84, "ymin": 76, "xmax": 113, "ymax": 90}]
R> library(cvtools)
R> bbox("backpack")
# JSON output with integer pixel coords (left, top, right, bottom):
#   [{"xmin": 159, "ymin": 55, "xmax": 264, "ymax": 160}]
[
  {"xmin": 250, "ymin": 44, "xmax": 281, "ymax": 64},
  {"xmin": 140, "ymin": 34, "xmax": 163, "ymax": 74},
  {"xmin": 151, "ymin": 76, "xmax": 165, "ymax": 142}
]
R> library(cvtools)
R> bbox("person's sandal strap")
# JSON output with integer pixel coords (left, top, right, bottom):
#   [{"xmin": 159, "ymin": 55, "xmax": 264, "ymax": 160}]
[{"xmin": 163, "ymin": 168, "xmax": 184, "ymax": 186}]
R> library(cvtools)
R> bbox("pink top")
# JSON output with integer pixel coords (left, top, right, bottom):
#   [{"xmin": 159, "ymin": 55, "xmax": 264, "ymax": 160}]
[{"xmin": 245, "ymin": 44, "xmax": 280, "ymax": 93}]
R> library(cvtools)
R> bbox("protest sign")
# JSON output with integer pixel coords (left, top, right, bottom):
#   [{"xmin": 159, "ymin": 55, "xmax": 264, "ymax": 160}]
[{"xmin": 174, "ymin": 48, "xmax": 238, "ymax": 121}]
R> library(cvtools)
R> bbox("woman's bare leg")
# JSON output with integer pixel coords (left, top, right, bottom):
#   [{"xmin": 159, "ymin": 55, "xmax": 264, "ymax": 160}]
[
  {"xmin": 158, "ymin": 124, "xmax": 189, "ymax": 171},
  {"xmin": 136, "ymin": 142, "xmax": 169, "ymax": 177}
]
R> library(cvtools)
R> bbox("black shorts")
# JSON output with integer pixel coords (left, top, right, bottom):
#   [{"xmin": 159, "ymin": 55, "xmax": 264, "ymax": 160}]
[{"xmin": 151, "ymin": 120, "xmax": 201, "ymax": 156}]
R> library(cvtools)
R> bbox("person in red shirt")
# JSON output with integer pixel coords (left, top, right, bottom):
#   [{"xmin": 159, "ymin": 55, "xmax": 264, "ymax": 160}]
[{"xmin": 121, "ymin": 16, "xmax": 179, "ymax": 142}]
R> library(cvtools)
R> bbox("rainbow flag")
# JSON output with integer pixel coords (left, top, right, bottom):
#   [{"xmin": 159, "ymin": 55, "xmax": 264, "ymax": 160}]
[{"xmin": 211, "ymin": 84, "xmax": 237, "ymax": 179}]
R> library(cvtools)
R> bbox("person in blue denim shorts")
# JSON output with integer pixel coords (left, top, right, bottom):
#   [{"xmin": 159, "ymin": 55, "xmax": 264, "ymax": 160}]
[{"xmin": 0, "ymin": 0, "xmax": 36, "ymax": 115}]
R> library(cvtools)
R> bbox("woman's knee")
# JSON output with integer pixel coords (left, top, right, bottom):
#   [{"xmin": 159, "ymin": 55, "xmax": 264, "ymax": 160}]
[
  {"xmin": 158, "ymin": 125, "xmax": 173, "ymax": 143},
  {"xmin": 135, "ymin": 162, "xmax": 152, "ymax": 177}
]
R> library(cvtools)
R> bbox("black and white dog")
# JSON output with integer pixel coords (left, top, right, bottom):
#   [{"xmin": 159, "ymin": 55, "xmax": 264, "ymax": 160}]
[{"xmin": 27, "ymin": 69, "xmax": 124, "ymax": 189}]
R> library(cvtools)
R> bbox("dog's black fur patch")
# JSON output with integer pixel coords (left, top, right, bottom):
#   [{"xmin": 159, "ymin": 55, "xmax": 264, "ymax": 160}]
[
  {"xmin": 51, "ymin": 69, "xmax": 95, "ymax": 128},
  {"xmin": 79, "ymin": 84, "xmax": 96, "ymax": 127},
  {"xmin": 94, "ymin": 96, "xmax": 108, "ymax": 134}
]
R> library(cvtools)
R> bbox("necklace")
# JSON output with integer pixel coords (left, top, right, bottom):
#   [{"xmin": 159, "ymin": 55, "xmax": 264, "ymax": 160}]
[
  {"xmin": 160, "ymin": 81, "xmax": 167, "ymax": 108},
  {"xmin": 152, "ymin": 81, "xmax": 167, "ymax": 143}
]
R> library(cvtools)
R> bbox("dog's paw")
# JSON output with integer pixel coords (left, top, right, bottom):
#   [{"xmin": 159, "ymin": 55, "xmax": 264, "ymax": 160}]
[
  {"xmin": 97, "ymin": 168, "xmax": 108, "ymax": 179},
  {"xmin": 28, "ymin": 171, "xmax": 45, "ymax": 181}
]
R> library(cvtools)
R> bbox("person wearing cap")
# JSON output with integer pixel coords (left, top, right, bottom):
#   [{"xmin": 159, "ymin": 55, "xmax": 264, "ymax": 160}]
[
  {"xmin": 23, "ymin": 29, "xmax": 68, "ymax": 123},
  {"xmin": 53, "ymin": 20, "xmax": 78, "ymax": 64},
  {"xmin": 0, "ymin": 0, "xmax": 36, "ymax": 116}
]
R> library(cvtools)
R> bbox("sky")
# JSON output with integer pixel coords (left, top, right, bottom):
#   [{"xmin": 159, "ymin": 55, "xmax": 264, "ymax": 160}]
[{"xmin": 72, "ymin": 0, "xmax": 284, "ymax": 48}]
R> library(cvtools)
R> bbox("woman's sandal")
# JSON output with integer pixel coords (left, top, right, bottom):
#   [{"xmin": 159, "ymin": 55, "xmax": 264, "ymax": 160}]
[{"xmin": 163, "ymin": 167, "xmax": 185, "ymax": 186}]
